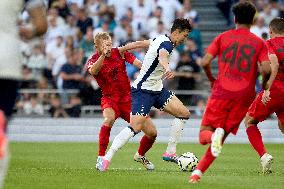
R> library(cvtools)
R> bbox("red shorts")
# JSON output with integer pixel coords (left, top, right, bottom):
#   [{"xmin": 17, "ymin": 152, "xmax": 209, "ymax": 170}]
[
  {"xmin": 201, "ymin": 97, "xmax": 253, "ymax": 135},
  {"xmin": 101, "ymin": 97, "xmax": 131, "ymax": 123},
  {"xmin": 248, "ymin": 90, "xmax": 284, "ymax": 123}
]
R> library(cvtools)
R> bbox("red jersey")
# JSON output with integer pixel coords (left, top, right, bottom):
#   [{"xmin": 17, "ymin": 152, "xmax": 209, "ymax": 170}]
[
  {"xmin": 207, "ymin": 28, "xmax": 269, "ymax": 99},
  {"xmin": 86, "ymin": 48, "xmax": 136, "ymax": 102},
  {"xmin": 266, "ymin": 37, "xmax": 284, "ymax": 92}
]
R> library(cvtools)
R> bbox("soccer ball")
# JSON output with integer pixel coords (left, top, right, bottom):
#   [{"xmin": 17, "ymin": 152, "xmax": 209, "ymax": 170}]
[{"xmin": 177, "ymin": 152, "xmax": 199, "ymax": 172}]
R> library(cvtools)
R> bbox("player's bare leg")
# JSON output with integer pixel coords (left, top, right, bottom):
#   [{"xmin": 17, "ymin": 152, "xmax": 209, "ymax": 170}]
[
  {"xmin": 245, "ymin": 115, "xmax": 273, "ymax": 174},
  {"xmin": 100, "ymin": 115, "xmax": 146, "ymax": 171},
  {"xmin": 162, "ymin": 96, "xmax": 190, "ymax": 162},
  {"xmin": 189, "ymin": 133, "xmax": 228, "ymax": 183},
  {"xmin": 96, "ymin": 108, "xmax": 116, "ymax": 170},
  {"xmin": 134, "ymin": 118, "xmax": 157, "ymax": 170}
]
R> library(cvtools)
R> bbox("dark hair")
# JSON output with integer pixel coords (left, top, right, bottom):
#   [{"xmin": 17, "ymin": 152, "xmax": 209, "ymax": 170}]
[
  {"xmin": 232, "ymin": 1, "xmax": 256, "ymax": 25},
  {"xmin": 170, "ymin": 18, "xmax": 192, "ymax": 33},
  {"xmin": 269, "ymin": 17, "xmax": 284, "ymax": 34}
]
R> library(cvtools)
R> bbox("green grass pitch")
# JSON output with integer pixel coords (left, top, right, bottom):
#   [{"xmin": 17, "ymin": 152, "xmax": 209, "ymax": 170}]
[{"xmin": 4, "ymin": 142, "xmax": 284, "ymax": 189}]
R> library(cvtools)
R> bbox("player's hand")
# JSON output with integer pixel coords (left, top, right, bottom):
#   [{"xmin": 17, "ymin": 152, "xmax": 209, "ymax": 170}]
[
  {"xmin": 164, "ymin": 69, "xmax": 174, "ymax": 80},
  {"xmin": 261, "ymin": 90, "xmax": 271, "ymax": 105},
  {"xmin": 102, "ymin": 43, "xmax": 111, "ymax": 56}
]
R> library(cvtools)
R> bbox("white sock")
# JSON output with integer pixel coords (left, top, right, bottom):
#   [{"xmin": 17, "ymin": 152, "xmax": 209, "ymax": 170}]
[
  {"xmin": 166, "ymin": 118, "xmax": 186, "ymax": 154},
  {"xmin": 105, "ymin": 127, "xmax": 134, "ymax": 161}
]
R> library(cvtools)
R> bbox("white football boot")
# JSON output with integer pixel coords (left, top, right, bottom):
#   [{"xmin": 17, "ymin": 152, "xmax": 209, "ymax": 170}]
[
  {"xmin": 261, "ymin": 153, "xmax": 273, "ymax": 174},
  {"xmin": 134, "ymin": 152, "xmax": 155, "ymax": 170},
  {"xmin": 211, "ymin": 128, "xmax": 225, "ymax": 157}
]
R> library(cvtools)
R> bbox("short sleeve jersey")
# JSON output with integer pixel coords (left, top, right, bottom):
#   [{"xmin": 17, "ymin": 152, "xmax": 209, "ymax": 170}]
[
  {"xmin": 132, "ymin": 35, "xmax": 174, "ymax": 92},
  {"xmin": 86, "ymin": 48, "xmax": 136, "ymax": 102},
  {"xmin": 206, "ymin": 28, "xmax": 269, "ymax": 99},
  {"xmin": 266, "ymin": 37, "xmax": 284, "ymax": 92}
]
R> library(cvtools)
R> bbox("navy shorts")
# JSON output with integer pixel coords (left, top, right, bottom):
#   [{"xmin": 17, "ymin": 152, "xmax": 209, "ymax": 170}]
[{"xmin": 131, "ymin": 87, "xmax": 174, "ymax": 116}]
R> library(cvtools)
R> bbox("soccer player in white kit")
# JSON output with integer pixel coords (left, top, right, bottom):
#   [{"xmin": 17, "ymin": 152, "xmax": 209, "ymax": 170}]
[
  {"xmin": 0, "ymin": 1, "xmax": 47, "ymax": 188},
  {"xmin": 97, "ymin": 18, "xmax": 192, "ymax": 171}
]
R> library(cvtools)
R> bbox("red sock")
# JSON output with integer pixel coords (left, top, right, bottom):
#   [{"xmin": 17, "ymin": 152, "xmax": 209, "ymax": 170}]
[
  {"xmin": 196, "ymin": 146, "xmax": 216, "ymax": 173},
  {"xmin": 98, "ymin": 125, "xmax": 111, "ymax": 156},
  {"xmin": 246, "ymin": 124, "xmax": 266, "ymax": 157},
  {"xmin": 138, "ymin": 135, "xmax": 156, "ymax": 156},
  {"xmin": 199, "ymin": 130, "xmax": 213, "ymax": 145}
]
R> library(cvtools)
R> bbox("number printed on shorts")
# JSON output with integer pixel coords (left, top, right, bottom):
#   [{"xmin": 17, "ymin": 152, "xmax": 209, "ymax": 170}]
[{"xmin": 221, "ymin": 42, "xmax": 256, "ymax": 73}]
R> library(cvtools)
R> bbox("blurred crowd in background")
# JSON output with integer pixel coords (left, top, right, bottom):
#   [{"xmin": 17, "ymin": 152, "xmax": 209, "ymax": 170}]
[{"xmin": 16, "ymin": 0, "xmax": 284, "ymax": 118}]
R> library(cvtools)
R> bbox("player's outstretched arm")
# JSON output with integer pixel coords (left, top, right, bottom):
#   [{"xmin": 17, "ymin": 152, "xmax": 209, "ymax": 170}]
[
  {"xmin": 19, "ymin": 0, "xmax": 47, "ymax": 39},
  {"xmin": 201, "ymin": 53, "xmax": 215, "ymax": 86},
  {"xmin": 118, "ymin": 40, "xmax": 151, "ymax": 53}
]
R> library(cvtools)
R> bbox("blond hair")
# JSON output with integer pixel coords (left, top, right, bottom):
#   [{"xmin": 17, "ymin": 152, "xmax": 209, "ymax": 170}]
[{"xmin": 94, "ymin": 32, "xmax": 111, "ymax": 47}]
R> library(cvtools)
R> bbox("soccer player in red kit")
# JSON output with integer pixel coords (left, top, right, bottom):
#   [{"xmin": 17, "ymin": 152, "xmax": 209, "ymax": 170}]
[
  {"xmin": 245, "ymin": 17, "xmax": 284, "ymax": 174},
  {"xmin": 189, "ymin": 2, "xmax": 271, "ymax": 183},
  {"xmin": 86, "ymin": 32, "xmax": 142, "ymax": 169}
]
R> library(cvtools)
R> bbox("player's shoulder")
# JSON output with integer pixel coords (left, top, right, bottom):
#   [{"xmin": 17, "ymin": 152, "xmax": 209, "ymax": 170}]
[{"xmin": 154, "ymin": 35, "xmax": 171, "ymax": 44}]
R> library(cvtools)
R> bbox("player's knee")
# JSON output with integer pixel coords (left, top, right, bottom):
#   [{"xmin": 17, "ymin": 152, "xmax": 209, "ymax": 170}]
[
  {"xmin": 244, "ymin": 115, "xmax": 257, "ymax": 128},
  {"xmin": 178, "ymin": 109, "xmax": 190, "ymax": 119},
  {"xmin": 103, "ymin": 116, "xmax": 116, "ymax": 127},
  {"xmin": 147, "ymin": 131, "xmax": 157, "ymax": 140}
]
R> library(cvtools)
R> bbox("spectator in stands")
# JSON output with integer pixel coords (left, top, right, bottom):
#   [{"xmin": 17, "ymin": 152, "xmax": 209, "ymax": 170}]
[
  {"xmin": 23, "ymin": 95, "xmax": 44, "ymax": 116},
  {"xmin": 27, "ymin": 44, "xmax": 48, "ymax": 80},
  {"xmin": 21, "ymin": 65, "xmax": 36, "ymax": 89},
  {"xmin": 76, "ymin": 8, "xmax": 93, "ymax": 35},
  {"xmin": 113, "ymin": 16, "xmax": 130, "ymax": 46},
  {"xmin": 52, "ymin": 47, "xmax": 72, "ymax": 89},
  {"xmin": 147, "ymin": 6, "xmax": 164, "ymax": 31},
  {"xmin": 49, "ymin": 94, "xmax": 69, "ymax": 118},
  {"xmin": 63, "ymin": 15, "xmax": 78, "ymax": 38},
  {"xmin": 149, "ymin": 21, "xmax": 168, "ymax": 39},
  {"xmin": 188, "ymin": 21, "xmax": 203, "ymax": 53},
  {"xmin": 60, "ymin": 49, "xmax": 84, "ymax": 104},
  {"xmin": 46, "ymin": 35, "xmax": 65, "ymax": 71},
  {"xmin": 65, "ymin": 94, "xmax": 82, "ymax": 117},
  {"xmin": 79, "ymin": 27, "xmax": 94, "ymax": 63},
  {"xmin": 130, "ymin": 0, "xmax": 153, "ymax": 34},
  {"xmin": 55, "ymin": 0, "xmax": 71, "ymax": 19},
  {"xmin": 259, "ymin": 3, "xmax": 279, "ymax": 25},
  {"xmin": 182, "ymin": 0, "xmax": 199, "ymax": 24},
  {"xmin": 93, "ymin": 19, "xmax": 111, "ymax": 36},
  {"xmin": 156, "ymin": 0, "xmax": 183, "ymax": 28},
  {"xmin": 174, "ymin": 52, "xmax": 201, "ymax": 104},
  {"xmin": 87, "ymin": 0, "xmax": 108, "ymax": 26},
  {"xmin": 175, "ymin": 51, "xmax": 201, "ymax": 91},
  {"xmin": 250, "ymin": 16, "xmax": 269, "ymax": 38},
  {"xmin": 107, "ymin": 0, "xmax": 132, "ymax": 20},
  {"xmin": 185, "ymin": 39, "xmax": 202, "ymax": 66}
]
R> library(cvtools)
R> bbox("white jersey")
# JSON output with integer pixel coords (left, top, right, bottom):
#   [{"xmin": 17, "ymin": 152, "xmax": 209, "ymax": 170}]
[
  {"xmin": 132, "ymin": 35, "xmax": 174, "ymax": 92},
  {"xmin": 0, "ymin": 0, "xmax": 44, "ymax": 80}
]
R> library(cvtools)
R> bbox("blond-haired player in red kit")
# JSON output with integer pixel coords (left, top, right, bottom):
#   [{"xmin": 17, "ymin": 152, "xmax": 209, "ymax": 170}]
[{"xmin": 245, "ymin": 17, "xmax": 284, "ymax": 174}]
